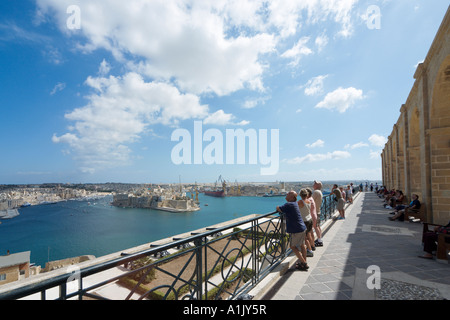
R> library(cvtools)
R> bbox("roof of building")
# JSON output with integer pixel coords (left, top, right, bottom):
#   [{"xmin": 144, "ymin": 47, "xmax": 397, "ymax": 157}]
[{"xmin": 0, "ymin": 251, "xmax": 30, "ymax": 269}]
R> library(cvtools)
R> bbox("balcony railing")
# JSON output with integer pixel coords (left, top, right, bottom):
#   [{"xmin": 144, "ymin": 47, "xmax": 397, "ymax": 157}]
[{"xmin": 0, "ymin": 192, "xmax": 346, "ymax": 300}]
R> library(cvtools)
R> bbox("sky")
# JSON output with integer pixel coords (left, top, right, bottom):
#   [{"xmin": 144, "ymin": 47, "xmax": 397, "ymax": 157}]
[{"xmin": 0, "ymin": 0, "xmax": 448, "ymax": 185}]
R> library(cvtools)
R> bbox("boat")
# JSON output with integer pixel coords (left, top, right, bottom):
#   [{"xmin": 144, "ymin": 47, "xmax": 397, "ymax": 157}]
[
  {"xmin": 153, "ymin": 206, "xmax": 200, "ymax": 213},
  {"xmin": 204, "ymin": 190, "xmax": 225, "ymax": 197},
  {"xmin": 40, "ymin": 201, "xmax": 57, "ymax": 205},
  {"xmin": 262, "ymin": 192, "xmax": 287, "ymax": 197},
  {"xmin": 21, "ymin": 202, "xmax": 31, "ymax": 207},
  {"xmin": 204, "ymin": 175, "xmax": 227, "ymax": 197}
]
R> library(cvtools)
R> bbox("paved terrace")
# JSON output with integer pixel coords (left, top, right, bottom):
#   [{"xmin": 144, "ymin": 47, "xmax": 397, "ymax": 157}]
[{"xmin": 252, "ymin": 191, "xmax": 450, "ymax": 300}]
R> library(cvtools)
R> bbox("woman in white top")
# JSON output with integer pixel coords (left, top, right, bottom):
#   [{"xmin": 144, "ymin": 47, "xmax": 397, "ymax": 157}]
[
  {"xmin": 306, "ymin": 188, "xmax": 317, "ymax": 251},
  {"xmin": 298, "ymin": 189, "xmax": 314, "ymax": 256}
]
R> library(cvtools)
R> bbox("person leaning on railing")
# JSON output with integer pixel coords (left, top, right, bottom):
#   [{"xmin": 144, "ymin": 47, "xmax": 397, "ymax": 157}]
[
  {"xmin": 311, "ymin": 181, "xmax": 323, "ymax": 247},
  {"xmin": 276, "ymin": 191, "xmax": 309, "ymax": 271},
  {"xmin": 331, "ymin": 184, "xmax": 345, "ymax": 220}
]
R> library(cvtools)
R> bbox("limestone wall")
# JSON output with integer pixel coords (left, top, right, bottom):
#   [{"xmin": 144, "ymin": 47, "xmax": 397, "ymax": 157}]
[{"xmin": 382, "ymin": 7, "xmax": 450, "ymax": 225}]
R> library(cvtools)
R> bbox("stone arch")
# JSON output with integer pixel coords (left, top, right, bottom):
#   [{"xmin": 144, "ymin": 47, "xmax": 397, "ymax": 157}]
[
  {"xmin": 391, "ymin": 131, "xmax": 398, "ymax": 188},
  {"xmin": 397, "ymin": 126, "xmax": 405, "ymax": 192},
  {"xmin": 430, "ymin": 54, "xmax": 450, "ymax": 128},
  {"xmin": 429, "ymin": 54, "xmax": 450, "ymax": 224},
  {"xmin": 409, "ymin": 107, "xmax": 420, "ymax": 147},
  {"xmin": 408, "ymin": 107, "xmax": 421, "ymax": 195}
]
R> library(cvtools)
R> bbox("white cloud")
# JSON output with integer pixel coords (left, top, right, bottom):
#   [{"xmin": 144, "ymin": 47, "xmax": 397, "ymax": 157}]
[
  {"xmin": 37, "ymin": 0, "xmax": 361, "ymax": 92},
  {"xmin": 37, "ymin": 0, "xmax": 277, "ymax": 96},
  {"xmin": 315, "ymin": 34, "xmax": 329, "ymax": 52},
  {"xmin": 52, "ymin": 72, "xmax": 210, "ymax": 172},
  {"xmin": 203, "ymin": 110, "xmax": 249, "ymax": 126},
  {"xmin": 345, "ymin": 142, "xmax": 369, "ymax": 149},
  {"xmin": 266, "ymin": 0, "xmax": 358, "ymax": 38},
  {"xmin": 98, "ymin": 59, "xmax": 111, "ymax": 76},
  {"xmin": 281, "ymin": 37, "xmax": 313, "ymax": 67},
  {"xmin": 306, "ymin": 139, "xmax": 325, "ymax": 148},
  {"xmin": 284, "ymin": 150, "xmax": 351, "ymax": 165},
  {"xmin": 50, "ymin": 82, "xmax": 66, "ymax": 95},
  {"xmin": 303, "ymin": 75, "xmax": 328, "ymax": 96},
  {"xmin": 368, "ymin": 134, "xmax": 387, "ymax": 147},
  {"xmin": 370, "ymin": 149, "xmax": 381, "ymax": 159},
  {"xmin": 38, "ymin": 0, "xmax": 363, "ymax": 174},
  {"xmin": 315, "ymin": 87, "xmax": 364, "ymax": 113},
  {"xmin": 242, "ymin": 96, "xmax": 270, "ymax": 109}
]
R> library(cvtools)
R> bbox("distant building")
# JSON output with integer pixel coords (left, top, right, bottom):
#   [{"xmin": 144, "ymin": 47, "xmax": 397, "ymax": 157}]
[{"xmin": 0, "ymin": 251, "xmax": 30, "ymax": 285}]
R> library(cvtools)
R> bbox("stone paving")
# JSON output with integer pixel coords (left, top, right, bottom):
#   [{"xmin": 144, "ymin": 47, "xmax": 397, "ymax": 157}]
[{"xmin": 260, "ymin": 192, "xmax": 450, "ymax": 300}]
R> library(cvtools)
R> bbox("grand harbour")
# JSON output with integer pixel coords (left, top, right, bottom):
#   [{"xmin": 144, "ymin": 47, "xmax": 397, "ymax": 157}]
[{"xmin": 0, "ymin": 179, "xmax": 377, "ymax": 278}]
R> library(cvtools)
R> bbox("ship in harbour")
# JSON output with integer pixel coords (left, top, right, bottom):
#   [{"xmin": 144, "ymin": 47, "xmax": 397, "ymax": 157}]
[
  {"xmin": 204, "ymin": 175, "xmax": 227, "ymax": 198},
  {"xmin": 204, "ymin": 190, "xmax": 226, "ymax": 197}
]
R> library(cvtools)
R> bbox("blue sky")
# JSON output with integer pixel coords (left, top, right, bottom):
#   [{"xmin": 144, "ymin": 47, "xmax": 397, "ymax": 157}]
[{"xmin": 0, "ymin": 0, "xmax": 448, "ymax": 184}]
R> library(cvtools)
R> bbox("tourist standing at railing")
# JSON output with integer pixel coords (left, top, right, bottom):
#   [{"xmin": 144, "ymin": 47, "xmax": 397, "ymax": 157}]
[
  {"xmin": 332, "ymin": 184, "xmax": 345, "ymax": 220},
  {"xmin": 312, "ymin": 181, "xmax": 324, "ymax": 247},
  {"xmin": 305, "ymin": 187, "xmax": 318, "ymax": 252},
  {"xmin": 276, "ymin": 191, "xmax": 309, "ymax": 271},
  {"xmin": 346, "ymin": 185, "xmax": 353, "ymax": 204},
  {"xmin": 298, "ymin": 189, "xmax": 314, "ymax": 258}
]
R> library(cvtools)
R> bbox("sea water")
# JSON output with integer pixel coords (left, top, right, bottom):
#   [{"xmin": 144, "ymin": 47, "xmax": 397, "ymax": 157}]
[{"xmin": 0, "ymin": 194, "xmax": 285, "ymax": 267}]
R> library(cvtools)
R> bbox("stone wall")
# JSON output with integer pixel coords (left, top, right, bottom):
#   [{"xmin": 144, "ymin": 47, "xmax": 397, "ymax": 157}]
[
  {"xmin": 43, "ymin": 255, "xmax": 95, "ymax": 272},
  {"xmin": 382, "ymin": 7, "xmax": 450, "ymax": 225}
]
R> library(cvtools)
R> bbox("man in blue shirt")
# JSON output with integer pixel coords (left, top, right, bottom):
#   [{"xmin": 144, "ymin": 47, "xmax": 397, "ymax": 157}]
[
  {"xmin": 277, "ymin": 191, "xmax": 309, "ymax": 271},
  {"xmin": 389, "ymin": 193, "xmax": 421, "ymax": 221}
]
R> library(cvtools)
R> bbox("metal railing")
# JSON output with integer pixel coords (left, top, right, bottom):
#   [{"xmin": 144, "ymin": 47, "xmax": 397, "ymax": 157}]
[{"xmin": 0, "ymin": 192, "xmax": 347, "ymax": 300}]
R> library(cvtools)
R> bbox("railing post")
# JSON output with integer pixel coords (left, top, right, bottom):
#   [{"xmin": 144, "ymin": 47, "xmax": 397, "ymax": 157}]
[
  {"xmin": 251, "ymin": 220, "xmax": 257, "ymax": 286},
  {"xmin": 59, "ymin": 283, "xmax": 67, "ymax": 300},
  {"xmin": 194, "ymin": 237, "xmax": 203, "ymax": 300},
  {"xmin": 280, "ymin": 213, "xmax": 286, "ymax": 258}
]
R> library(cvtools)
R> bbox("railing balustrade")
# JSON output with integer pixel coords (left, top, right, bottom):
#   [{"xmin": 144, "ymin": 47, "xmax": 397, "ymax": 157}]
[{"xmin": 0, "ymin": 192, "xmax": 350, "ymax": 300}]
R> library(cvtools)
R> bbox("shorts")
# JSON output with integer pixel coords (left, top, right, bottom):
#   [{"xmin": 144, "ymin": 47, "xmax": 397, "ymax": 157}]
[
  {"xmin": 316, "ymin": 210, "xmax": 322, "ymax": 224},
  {"xmin": 290, "ymin": 231, "xmax": 306, "ymax": 250},
  {"xmin": 304, "ymin": 219, "xmax": 313, "ymax": 233},
  {"xmin": 337, "ymin": 198, "xmax": 345, "ymax": 210}
]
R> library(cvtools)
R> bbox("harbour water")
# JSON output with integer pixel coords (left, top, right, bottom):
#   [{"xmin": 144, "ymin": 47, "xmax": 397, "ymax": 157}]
[{"xmin": 0, "ymin": 194, "xmax": 287, "ymax": 268}]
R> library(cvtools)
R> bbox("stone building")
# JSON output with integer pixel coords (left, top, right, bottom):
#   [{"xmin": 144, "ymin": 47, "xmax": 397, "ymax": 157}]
[
  {"xmin": 0, "ymin": 251, "xmax": 30, "ymax": 285},
  {"xmin": 381, "ymin": 7, "xmax": 450, "ymax": 225}
]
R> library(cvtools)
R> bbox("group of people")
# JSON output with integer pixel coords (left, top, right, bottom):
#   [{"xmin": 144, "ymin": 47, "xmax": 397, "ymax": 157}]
[
  {"xmin": 275, "ymin": 180, "xmax": 330, "ymax": 271},
  {"xmin": 376, "ymin": 186, "xmax": 450, "ymax": 261},
  {"xmin": 331, "ymin": 184, "xmax": 354, "ymax": 220},
  {"xmin": 376, "ymin": 186, "xmax": 421, "ymax": 222}
]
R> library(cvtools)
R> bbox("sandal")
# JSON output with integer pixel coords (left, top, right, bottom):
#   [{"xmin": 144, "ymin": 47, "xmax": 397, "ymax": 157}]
[{"xmin": 295, "ymin": 262, "xmax": 309, "ymax": 271}]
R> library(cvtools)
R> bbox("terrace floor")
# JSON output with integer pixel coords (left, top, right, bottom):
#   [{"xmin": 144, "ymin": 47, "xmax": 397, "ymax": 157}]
[{"xmin": 255, "ymin": 192, "xmax": 450, "ymax": 300}]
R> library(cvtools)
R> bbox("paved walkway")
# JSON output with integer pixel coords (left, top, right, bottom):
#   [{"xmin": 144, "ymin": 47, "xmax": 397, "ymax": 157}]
[{"xmin": 260, "ymin": 192, "xmax": 450, "ymax": 300}]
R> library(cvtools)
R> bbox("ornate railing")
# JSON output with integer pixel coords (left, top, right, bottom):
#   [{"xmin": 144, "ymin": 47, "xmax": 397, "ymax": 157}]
[
  {"xmin": 0, "ymin": 191, "xmax": 351, "ymax": 300},
  {"xmin": 0, "ymin": 212, "xmax": 289, "ymax": 300}
]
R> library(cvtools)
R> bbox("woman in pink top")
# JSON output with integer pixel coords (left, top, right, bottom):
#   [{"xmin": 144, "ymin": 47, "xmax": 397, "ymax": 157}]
[{"xmin": 306, "ymin": 188, "xmax": 316, "ymax": 251}]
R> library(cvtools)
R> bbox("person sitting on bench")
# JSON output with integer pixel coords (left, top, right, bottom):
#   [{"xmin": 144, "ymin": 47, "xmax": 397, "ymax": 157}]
[
  {"xmin": 418, "ymin": 221, "xmax": 450, "ymax": 259},
  {"xmin": 389, "ymin": 194, "xmax": 420, "ymax": 221}
]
